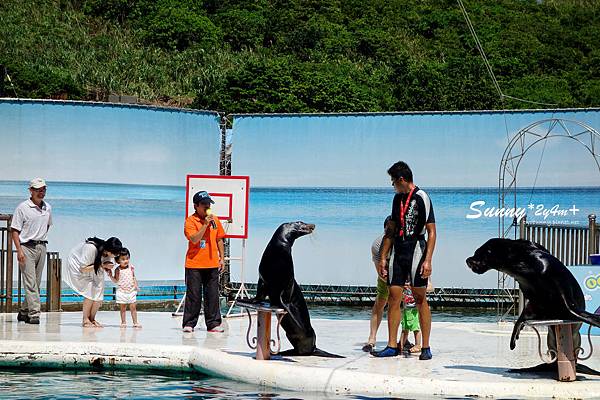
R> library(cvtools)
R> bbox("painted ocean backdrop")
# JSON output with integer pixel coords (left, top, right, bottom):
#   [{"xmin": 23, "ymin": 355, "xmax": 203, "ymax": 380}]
[{"xmin": 0, "ymin": 180, "xmax": 598, "ymax": 289}]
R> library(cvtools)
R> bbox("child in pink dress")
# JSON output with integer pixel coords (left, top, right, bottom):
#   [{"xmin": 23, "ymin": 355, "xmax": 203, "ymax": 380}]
[{"xmin": 109, "ymin": 248, "xmax": 141, "ymax": 328}]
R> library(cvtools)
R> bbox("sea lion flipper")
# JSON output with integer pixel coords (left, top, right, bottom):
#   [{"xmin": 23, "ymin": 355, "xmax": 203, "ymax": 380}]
[
  {"xmin": 570, "ymin": 309, "xmax": 600, "ymax": 329},
  {"xmin": 510, "ymin": 321, "xmax": 523, "ymax": 350},
  {"xmin": 510, "ymin": 362, "xmax": 600, "ymax": 376},
  {"xmin": 511, "ymin": 301, "xmax": 533, "ymax": 350},
  {"xmin": 254, "ymin": 273, "xmax": 267, "ymax": 302}
]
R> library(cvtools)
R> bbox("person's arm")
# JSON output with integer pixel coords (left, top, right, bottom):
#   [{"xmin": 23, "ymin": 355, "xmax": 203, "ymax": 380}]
[
  {"xmin": 185, "ymin": 218, "xmax": 210, "ymax": 244},
  {"xmin": 378, "ymin": 221, "xmax": 396, "ymax": 279},
  {"xmin": 80, "ymin": 245, "xmax": 97, "ymax": 272},
  {"xmin": 80, "ymin": 264, "xmax": 94, "ymax": 272},
  {"xmin": 108, "ymin": 268, "xmax": 118, "ymax": 283},
  {"xmin": 10, "ymin": 208, "xmax": 25, "ymax": 264},
  {"xmin": 217, "ymin": 238, "xmax": 225, "ymax": 271},
  {"xmin": 133, "ymin": 268, "xmax": 139, "ymax": 291},
  {"xmin": 420, "ymin": 223, "xmax": 436, "ymax": 278},
  {"xmin": 11, "ymin": 229, "xmax": 25, "ymax": 264}
]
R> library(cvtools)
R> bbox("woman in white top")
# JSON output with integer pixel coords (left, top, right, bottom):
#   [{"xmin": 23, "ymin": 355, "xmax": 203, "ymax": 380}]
[{"xmin": 64, "ymin": 237, "xmax": 122, "ymax": 327}]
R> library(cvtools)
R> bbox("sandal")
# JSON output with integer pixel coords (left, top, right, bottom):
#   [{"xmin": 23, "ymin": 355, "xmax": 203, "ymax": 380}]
[
  {"xmin": 410, "ymin": 345, "xmax": 422, "ymax": 353},
  {"xmin": 361, "ymin": 343, "xmax": 375, "ymax": 353}
]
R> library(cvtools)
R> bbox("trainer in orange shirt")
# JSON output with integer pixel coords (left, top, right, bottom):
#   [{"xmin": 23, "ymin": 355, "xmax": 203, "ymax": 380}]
[{"xmin": 182, "ymin": 191, "xmax": 225, "ymax": 333}]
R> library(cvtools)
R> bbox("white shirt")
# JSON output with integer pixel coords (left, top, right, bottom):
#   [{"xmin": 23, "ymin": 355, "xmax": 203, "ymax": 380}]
[{"xmin": 11, "ymin": 199, "xmax": 52, "ymax": 243}]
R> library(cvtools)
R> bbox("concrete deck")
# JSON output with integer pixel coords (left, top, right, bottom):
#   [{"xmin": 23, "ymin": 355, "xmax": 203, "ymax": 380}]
[{"xmin": 1, "ymin": 311, "xmax": 599, "ymax": 398}]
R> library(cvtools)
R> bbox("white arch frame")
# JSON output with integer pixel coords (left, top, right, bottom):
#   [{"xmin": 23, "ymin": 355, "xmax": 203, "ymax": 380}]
[{"xmin": 497, "ymin": 118, "xmax": 600, "ymax": 320}]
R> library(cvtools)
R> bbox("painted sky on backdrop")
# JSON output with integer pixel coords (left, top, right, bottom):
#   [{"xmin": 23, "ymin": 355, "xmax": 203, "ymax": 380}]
[
  {"xmin": 231, "ymin": 110, "xmax": 600, "ymax": 188},
  {"xmin": 0, "ymin": 100, "xmax": 221, "ymax": 185},
  {"xmin": 1, "ymin": 100, "xmax": 599, "ymax": 188}
]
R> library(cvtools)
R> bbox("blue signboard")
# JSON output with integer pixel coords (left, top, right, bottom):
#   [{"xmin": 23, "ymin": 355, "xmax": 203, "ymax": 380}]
[{"xmin": 568, "ymin": 266, "xmax": 600, "ymax": 335}]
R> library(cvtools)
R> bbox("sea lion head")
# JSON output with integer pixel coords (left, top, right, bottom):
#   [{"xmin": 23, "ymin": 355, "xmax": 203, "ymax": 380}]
[
  {"xmin": 466, "ymin": 238, "xmax": 516, "ymax": 274},
  {"xmin": 276, "ymin": 221, "xmax": 316, "ymax": 245},
  {"xmin": 467, "ymin": 238, "xmax": 549, "ymax": 275}
]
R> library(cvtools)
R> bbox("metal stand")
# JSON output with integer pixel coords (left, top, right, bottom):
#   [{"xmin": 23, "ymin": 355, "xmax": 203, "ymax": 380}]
[
  {"xmin": 525, "ymin": 320, "xmax": 594, "ymax": 382},
  {"xmin": 236, "ymin": 299, "xmax": 287, "ymax": 360},
  {"xmin": 225, "ymin": 239, "xmax": 250, "ymax": 317},
  {"xmin": 171, "ymin": 293, "xmax": 186, "ymax": 317}
]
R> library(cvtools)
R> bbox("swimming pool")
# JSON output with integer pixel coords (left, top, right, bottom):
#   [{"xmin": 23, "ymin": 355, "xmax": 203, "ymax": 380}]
[{"xmin": 0, "ymin": 369, "xmax": 336, "ymax": 399}]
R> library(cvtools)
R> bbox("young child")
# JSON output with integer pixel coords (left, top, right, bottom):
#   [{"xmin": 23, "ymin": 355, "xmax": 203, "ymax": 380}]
[
  {"xmin": 109, "ymin": 248, "xmax": 141, "ymax": 328},
  {"xmin": 400, "ymin": 285, "xmax": 422, "ymax": 353}
]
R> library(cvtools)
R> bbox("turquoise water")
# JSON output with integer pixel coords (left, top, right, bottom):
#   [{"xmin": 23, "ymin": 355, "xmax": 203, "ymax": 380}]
[
  {"xmin": 0, "ymin": 368, "xmax": 447, "ymax": 399},
  {"xmin": 0, "ymin": 369, "xmax": 327, "ymax": 399},
  {"xmin": 1, "ymin": 181, "xmax": 598, "ymax": 289}
]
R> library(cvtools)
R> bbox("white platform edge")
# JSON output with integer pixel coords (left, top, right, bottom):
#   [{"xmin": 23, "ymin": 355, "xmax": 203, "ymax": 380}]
[{"xmin": 1, "ymin": 340, "xmax": 599, "ymax": 399}]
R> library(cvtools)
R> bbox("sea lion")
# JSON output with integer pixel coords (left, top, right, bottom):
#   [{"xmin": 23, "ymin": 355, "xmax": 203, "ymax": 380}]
[
  {"xmin": 254, "ymin": 221, "xmax": 341, "ymax": 357},
  {"xmin": 466, "ymin": 238, "xmax": 600, "ymax": 351}
]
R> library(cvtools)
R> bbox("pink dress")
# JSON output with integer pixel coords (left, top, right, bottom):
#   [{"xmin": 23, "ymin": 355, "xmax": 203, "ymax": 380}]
[{"xmin": 115, "ymin": 266, "xmax": 137, "ymax": 304}]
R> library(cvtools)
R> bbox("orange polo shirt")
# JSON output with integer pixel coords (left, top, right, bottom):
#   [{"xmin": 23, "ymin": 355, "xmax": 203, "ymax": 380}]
[{"xmin": 184, "ymin": 213, "xmax": 225, "ymax": 268}]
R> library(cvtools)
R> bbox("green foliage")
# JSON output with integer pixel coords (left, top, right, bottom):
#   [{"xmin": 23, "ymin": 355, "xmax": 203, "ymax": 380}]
[
  {"xmin": 193, "ymin": 53, "xmax": 394, "ymax": 113},
  {"xmin": 1, "ymin": 0, "xmax": 600, "ymax": 111},
  {"xmin": 139, "ymin": 6, "xmax": 220, "ymax": 50}
]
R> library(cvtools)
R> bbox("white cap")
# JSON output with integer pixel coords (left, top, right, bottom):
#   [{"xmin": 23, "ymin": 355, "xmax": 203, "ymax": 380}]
[{"xmin": 29, "ymin": 178, "xmax": 46, "ymax": 189}]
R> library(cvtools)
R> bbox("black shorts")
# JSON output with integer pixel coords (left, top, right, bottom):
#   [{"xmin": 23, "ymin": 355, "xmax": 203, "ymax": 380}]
[{"xmin": 389, "ymin": 239, "xmax": 429, "ymax": 288}]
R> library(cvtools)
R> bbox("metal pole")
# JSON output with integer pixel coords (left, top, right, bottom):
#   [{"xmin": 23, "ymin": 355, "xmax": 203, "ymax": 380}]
[
  {"xmin": 219, "ymin": 113, "xmax": 231, "ymax": 296},
  {"xmin": 6, "ymin": 215, "xmax": 13, "ymax": 312},
  {"xmin": 589, "ymin": 214, "xmax": 597, "ymax": 262},
  {"xmin": 517, "ymin": 216, "xmax": 526, "ymax": 314}
]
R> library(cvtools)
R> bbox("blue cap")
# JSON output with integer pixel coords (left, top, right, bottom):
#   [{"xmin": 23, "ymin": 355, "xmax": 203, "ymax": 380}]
[{"xmin": 193, "ymin": 191, "xmax": 214, "ymax": 205}]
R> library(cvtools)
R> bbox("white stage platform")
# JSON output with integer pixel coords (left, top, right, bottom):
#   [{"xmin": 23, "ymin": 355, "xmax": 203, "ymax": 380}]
[{"xmin": 0, "ymin": 312, "xmax": 599, "ymax": 399}]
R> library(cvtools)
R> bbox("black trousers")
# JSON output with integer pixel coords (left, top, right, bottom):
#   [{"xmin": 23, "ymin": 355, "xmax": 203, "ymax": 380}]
[{"xmin": 183, "ymin": 268, "xmax": 222, "ymax": 330}]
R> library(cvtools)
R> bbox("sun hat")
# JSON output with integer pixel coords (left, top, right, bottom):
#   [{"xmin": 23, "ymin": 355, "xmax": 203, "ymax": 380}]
[{"xmin": 29, "ymin": 178, "xmax": 46, "ymax": 189}]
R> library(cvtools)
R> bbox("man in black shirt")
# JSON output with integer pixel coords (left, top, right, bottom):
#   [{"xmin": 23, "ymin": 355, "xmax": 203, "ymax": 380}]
[{"xmin": 373, "ymin": 161, "xmax": 436, "ymax": 360}]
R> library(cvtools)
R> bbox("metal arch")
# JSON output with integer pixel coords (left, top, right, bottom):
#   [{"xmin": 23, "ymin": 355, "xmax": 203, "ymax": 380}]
[{"xmin": 497, "ymin": 118, "xmax": 600, "ymax": 321}]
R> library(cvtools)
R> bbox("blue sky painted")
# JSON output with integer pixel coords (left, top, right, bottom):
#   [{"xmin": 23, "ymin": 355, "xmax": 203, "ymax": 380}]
[
  {"xmin": 231, "ymin": 110, "xmax": 600, "ymax": 188},
  {"xmin": 0, "ymin": 100, "xmax": 221, "ymax": 185}
]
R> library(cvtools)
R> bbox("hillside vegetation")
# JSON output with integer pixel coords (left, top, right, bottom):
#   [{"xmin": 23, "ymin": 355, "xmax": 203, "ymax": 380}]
[{"xmin": 1, "ymin": 0, "xmax": 599, "ymax": 112}]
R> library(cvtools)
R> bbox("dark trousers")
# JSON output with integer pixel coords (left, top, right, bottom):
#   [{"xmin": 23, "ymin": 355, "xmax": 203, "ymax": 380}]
[{"xmin": 183, "ymin": 268, "xmax": 222, "ymax": 330}]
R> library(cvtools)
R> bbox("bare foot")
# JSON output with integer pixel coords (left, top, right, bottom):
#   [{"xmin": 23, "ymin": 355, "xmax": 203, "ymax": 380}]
[
  {"xmin": 133, "ymin": 323, "xmax": 142, "ymax": 329},
  {"xmin": 82, "ymin": 321, "xmax": 94, "ymax": 328},
  {"xmin": 120, "ymin": 323, "xmax": 127, "ymax": 328},
  {"xmin": 91, "ymin": 320, "xmax": 103, "ymax": 328}
]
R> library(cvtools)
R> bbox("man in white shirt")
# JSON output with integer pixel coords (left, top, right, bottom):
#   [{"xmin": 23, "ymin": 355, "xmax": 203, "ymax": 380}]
[{"xmin": 11, "ymin": 178, "xmax": 52, "ymax": 324}]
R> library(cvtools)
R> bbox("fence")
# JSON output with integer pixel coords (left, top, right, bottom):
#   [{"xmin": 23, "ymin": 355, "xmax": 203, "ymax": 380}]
[
  {"xmin": 519, "ymin": 214, "xmax": 599, "ymax": 265},
  {"xmin": 0, "ymin": 215, "xmax": 14, "ymax": 313},
  {"xmin": 227, "ymin": 282, "xmax": 518, "ymax": 307},
  {"xmin": 0, "ymin": 214, "xmax": 62, "ymax": 313}
]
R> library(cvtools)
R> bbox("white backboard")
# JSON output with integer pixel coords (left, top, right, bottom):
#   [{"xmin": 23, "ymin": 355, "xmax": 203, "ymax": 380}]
[{"xmin": 186, "ymin": 175, "xmax": 250, "ymax": 239}]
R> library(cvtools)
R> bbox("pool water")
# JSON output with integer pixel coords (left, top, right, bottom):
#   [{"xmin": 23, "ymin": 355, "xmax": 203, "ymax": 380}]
[
  {"xmin": 306, "ymin": 305, "xmax": 498, "ymax": 323},
  {"xmin": 0, "ymin": 369, "xmax": 434, "ymax": 399}
]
